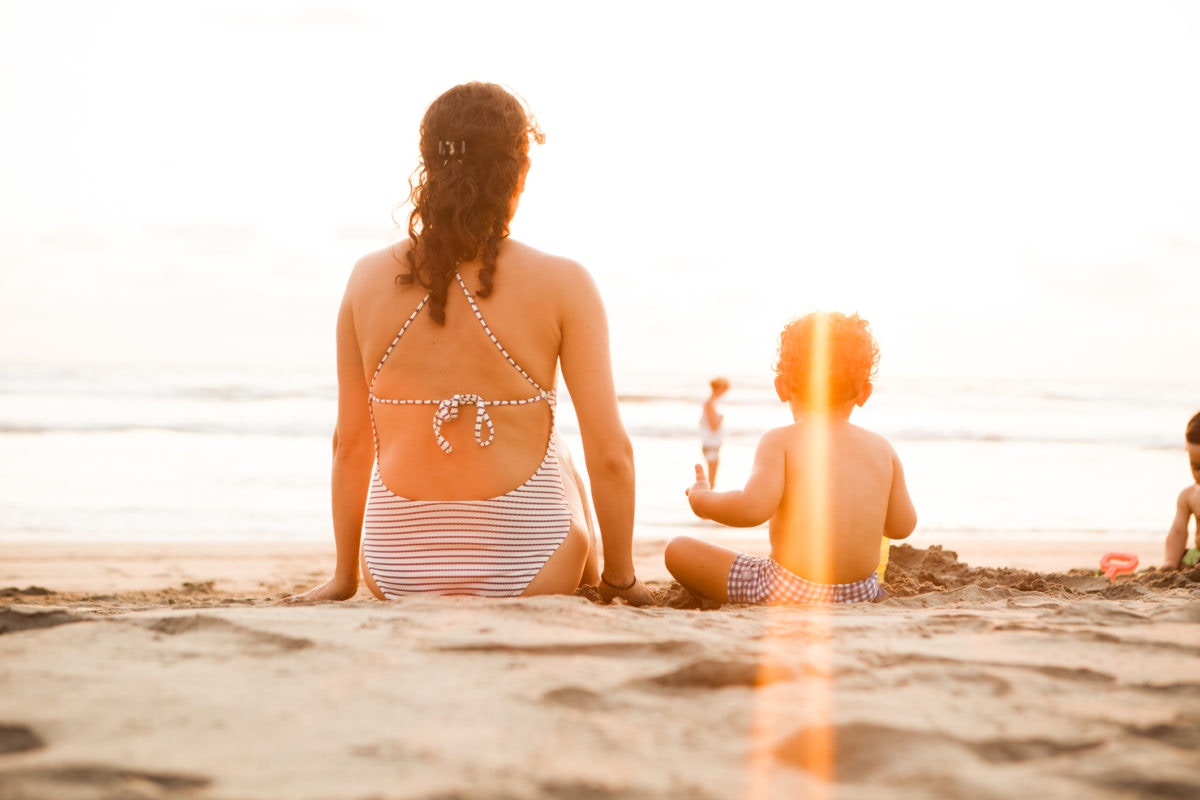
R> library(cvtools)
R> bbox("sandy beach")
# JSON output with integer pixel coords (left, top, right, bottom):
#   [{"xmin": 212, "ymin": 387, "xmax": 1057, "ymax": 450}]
[{"xmin": 2, "ymin": 535, "xmax": 1198, "ymax": 800}]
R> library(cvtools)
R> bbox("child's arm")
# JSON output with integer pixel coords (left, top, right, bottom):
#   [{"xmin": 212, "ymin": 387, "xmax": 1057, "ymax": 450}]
[
  {"xmin": 703, "ymin": 398, "xmax": 723, "ymax": 430},
  {"xmin": 687, "ymin": 430, "xmax": 785, "ymax": 527},
  {"xmin": 883, "ymin": 446, "xmax": 918, "ymax": 540},
  {"xmin": 1161, "ymin": 487, "xmax": 1192, "ymax": 569}
]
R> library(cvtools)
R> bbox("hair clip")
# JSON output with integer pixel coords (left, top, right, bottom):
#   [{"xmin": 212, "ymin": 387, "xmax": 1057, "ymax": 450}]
[{"xmin": 437, "ymin": 140, "xmax": 467, "ymax": 158}]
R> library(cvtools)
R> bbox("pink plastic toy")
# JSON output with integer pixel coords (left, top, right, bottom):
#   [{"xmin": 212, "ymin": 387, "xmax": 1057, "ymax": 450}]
[{"xmin": 1099, "ymin": 552, "xmax": 1139, "ymax": 580}]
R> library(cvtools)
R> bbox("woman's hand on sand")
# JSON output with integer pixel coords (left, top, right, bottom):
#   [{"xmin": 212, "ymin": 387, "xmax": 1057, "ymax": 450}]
[
  {"xmin": 597, "ymin": 574, "xmax": 655, "ymax": 607},
  {"xmin": 281, "ymin": 577, "xmax": 358, "ymax": 605}
]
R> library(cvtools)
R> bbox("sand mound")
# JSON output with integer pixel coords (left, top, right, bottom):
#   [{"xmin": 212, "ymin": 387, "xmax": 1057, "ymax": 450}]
[
  {"xmin": 884, "ymin": 544, "xmax": 1200, "ymax": 599},
  {"xmin": 622, "ymin": 544, "xmax": 1200, "ymax": 609}
]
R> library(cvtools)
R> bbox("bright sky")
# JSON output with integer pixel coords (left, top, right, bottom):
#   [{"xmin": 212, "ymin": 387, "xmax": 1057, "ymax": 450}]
[{"xmin": 1, "ymin": 0, "xmax": 1197, "ymax": 383}]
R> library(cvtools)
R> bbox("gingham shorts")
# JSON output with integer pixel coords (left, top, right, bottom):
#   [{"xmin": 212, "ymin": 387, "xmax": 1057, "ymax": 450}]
[{"xmin": 726, "ymin": 554, "xmax": 885, "ymax": 605}]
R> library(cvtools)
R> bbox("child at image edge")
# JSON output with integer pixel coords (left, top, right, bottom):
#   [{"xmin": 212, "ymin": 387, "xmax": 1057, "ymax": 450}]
[
  {"xmin": 1161, "ymin": 411, "xmax": 1200, "ymax": 570},
  {"xmin": 665, "ymin": 312, "xmax": 917, "ymax": 604}
]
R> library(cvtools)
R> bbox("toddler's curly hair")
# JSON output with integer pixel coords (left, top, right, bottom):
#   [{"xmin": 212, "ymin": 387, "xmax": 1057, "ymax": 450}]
[{"xmin": 774, "ymin": 312, "xmax": 879, "ymax": 408}]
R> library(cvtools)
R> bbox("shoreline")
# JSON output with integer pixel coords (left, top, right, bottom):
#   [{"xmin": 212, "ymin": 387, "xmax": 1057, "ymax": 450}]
[{"xmin": 0, "ymin": 532, "xmax": 1168, "ymax": 598}]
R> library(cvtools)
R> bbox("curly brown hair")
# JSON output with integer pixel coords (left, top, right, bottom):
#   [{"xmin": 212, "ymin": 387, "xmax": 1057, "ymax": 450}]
[
  {"xmin": 397, "ymin": 82, "xmax": 544, "ymax": 323},
  {"xmin": 1187, "ymin": 411, "xmax": 1200, "ymax": 445},
  {"xmin": 774, "ymin": 312, "xmax": 879, "ymax": 409}
]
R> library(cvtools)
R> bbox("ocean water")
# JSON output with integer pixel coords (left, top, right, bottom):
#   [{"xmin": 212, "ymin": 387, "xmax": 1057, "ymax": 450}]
[
  {"xmin": 0, "ymin": 202, "xmax": 1195, "ymax": 549},
  {"xmin": 0, "ymin": 354, "xmax": 1192, "ymax": 545}
]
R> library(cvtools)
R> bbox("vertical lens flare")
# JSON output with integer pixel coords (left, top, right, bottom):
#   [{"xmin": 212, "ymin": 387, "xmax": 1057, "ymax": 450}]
[
  {"xmin": 804, "ymin": 313, "xmax": 832, "ymax": 585},
  {"xmin": 745, "ymin": 314, "xmax": 836, "ymax": 796},
  {"xmin": 745, "ymin": 615, "xmax": 835, "ymax": 796},
  {"xmin": 798, "ymin": 312, "xmax": 835, "ymax": 791}
]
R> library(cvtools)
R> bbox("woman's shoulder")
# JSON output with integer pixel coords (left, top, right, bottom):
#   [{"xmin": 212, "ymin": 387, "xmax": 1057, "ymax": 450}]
[
  {"xmin": 501, "ymin": 239, "xmax": 588, "ymax": 282},
  {"xmin": 354, "ymin": 242, "xmax": 407, "ymax": 276},
  {"xmin": 342, "ymin": 243, "xmax": 414, "ymax": 299},
  {"xmin": 498, "ymin": 240, "xmax": 600, "ymax": 308}
]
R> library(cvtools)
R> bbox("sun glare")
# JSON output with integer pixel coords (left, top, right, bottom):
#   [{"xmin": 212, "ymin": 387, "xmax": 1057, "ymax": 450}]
[{"xmin": 745, "ymin": 315, "xmax": 838, "ymax": 794}]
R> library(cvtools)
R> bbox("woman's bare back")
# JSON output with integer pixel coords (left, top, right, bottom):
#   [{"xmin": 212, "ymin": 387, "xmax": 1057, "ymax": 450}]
[{"xmin": 352, "ymin": 240, "xmax": 570, "ymax": 501}]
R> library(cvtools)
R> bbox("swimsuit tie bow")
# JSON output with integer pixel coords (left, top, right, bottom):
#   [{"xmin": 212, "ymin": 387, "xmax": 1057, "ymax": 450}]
[{"xmin": 432, "ymin": 394, "xmax": 495, "ymax": 454}]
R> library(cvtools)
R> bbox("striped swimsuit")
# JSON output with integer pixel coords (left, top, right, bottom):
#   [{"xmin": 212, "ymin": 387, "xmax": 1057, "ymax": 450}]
[{"xmin": 362, "ymin": 272, "xmax": 570, "ymax": 598}]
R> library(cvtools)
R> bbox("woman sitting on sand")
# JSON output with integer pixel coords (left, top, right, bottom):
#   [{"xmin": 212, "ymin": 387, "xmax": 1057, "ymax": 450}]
[{"xmin": 290, "ymin": 82, "xmax": 651, "ymax": 606}]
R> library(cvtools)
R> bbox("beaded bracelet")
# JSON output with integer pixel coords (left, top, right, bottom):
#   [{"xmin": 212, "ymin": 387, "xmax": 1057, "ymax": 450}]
[{"xmin": 600, "ymin": 572, "xmax": 636, "ymax": 591}]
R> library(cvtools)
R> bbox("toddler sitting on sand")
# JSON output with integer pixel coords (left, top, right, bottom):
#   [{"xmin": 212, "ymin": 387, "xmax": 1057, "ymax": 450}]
[
  {"xmin": 1161, "ymin": 411, "xmax": 1200, "ymax": 570},
  {"xmin": 665, "ymin": 311, "xmax": 917, "ymax": 605}
]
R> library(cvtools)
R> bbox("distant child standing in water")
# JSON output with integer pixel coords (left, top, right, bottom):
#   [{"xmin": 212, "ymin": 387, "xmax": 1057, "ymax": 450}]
[
  {"xmin": 666, "ymin": 312, "xmax": 917, "ymax": 605},
  {"xmin": 700, "ymin": 377, "xmax": 730, "ymax": 487},
  {"xmin": 1161, "ymin": 411, "xmax": 1200, "ymax": 570}
]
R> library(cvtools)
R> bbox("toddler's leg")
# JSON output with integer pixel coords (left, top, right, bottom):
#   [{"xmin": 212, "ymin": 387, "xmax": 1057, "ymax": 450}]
[{"xmin": 664, "ymin": 536, "xmax": 740, "ymax": 603}]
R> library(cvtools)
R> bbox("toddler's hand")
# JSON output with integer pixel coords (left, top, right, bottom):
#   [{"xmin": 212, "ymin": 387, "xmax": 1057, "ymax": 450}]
[{"xmin": 686, "ymin": 463, "xmax": 710, "ymax": 500}]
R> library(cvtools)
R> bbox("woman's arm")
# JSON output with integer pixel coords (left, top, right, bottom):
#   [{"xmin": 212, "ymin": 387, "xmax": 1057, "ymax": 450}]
[
  {"xmin": 286, "ymin": 278, "xmax": 374, "ymax": 602},
  {"xmin": 556, "ymin": 263, "xmax": 649, "ymax": 605}
]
